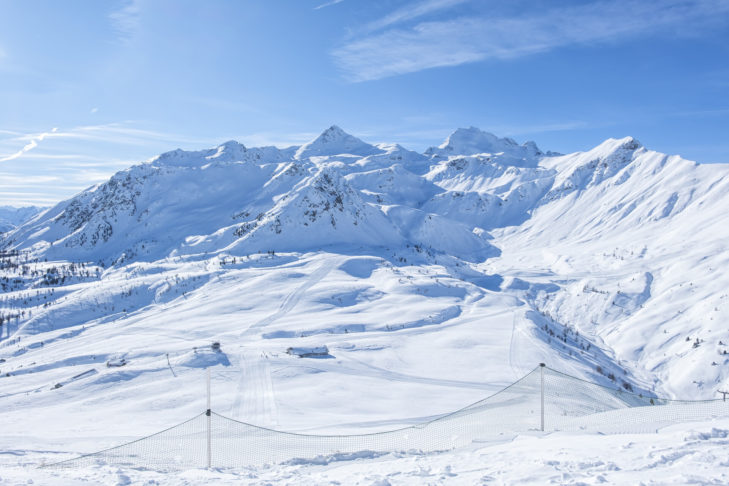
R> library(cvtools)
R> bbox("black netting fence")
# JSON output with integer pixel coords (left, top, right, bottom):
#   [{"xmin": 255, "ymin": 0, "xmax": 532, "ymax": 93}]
[{"xmin": 44, "ymin": 366, "xmax": 729, "ymax": 470}]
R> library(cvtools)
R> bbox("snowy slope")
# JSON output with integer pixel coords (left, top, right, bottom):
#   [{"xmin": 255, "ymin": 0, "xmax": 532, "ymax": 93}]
[{"xmin": 1, "ymin": 126, "xmax": 729, "ymax": 480}]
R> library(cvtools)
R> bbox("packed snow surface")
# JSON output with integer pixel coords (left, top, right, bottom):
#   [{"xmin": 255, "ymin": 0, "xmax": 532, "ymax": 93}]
[{"xmin": 1, "ymin": 126, "xmax": 729, "ymax": 482}]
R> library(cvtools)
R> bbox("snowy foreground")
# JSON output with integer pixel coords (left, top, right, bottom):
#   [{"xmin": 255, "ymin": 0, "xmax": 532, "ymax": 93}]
[{"xmin": 2, "ymin": 416, "xmax": 729, "ymax": 485}]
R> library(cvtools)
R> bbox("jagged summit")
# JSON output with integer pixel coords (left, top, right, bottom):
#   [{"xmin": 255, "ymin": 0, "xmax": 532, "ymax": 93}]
[
  {"xmin": 593, "ymin": 136, "xmax": 643, "ymax": 154},
  {"xmin": 315, "ymin": 125, "xmax": 350, "ymax": 143},
  {"xmin": 226, "ymin": 167, "xmax": 405, "ymax": 253},
  {"xmin": 540, "ymin": 135, "xmax": 645, "ymax": 176},
  {"xmin": 295, "ymin": 125, "xmax": 381, "ymax": 159},
  {"xmin": 425, "ymin": 127, "xmax": 543, "ymax": 161}
]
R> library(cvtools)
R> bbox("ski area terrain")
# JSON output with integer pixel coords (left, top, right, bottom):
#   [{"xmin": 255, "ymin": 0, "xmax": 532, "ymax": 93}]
[{"xmin": 1, "ymin": 126, "xmax": 728, "ymax": 484}]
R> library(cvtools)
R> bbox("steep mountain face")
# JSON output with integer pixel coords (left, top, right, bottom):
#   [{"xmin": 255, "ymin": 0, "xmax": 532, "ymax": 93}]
[
  {"xmin": 184, "ymin": 167, "xmax": 409, "ymax": 257},
  {"xmin": 3, "ymin": 146, "xmax": 287, "ymax": 264},
  {"xmin": 1, "ymin": 124, "xmax": 729, "ymax": 439}
]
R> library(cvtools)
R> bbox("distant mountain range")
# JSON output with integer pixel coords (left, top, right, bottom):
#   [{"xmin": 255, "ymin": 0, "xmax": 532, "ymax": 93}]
[{"xmin": 0, "ymin": 206, "xmax": 44, "ymax": 233}]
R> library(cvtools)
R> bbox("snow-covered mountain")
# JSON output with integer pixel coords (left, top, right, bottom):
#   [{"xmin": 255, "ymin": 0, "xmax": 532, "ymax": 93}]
[
  {"xmin": 295, "ymin": 125, "xmax": 381, "ymax": 159},
  {"xmin": 0, "ymin": 205, "xmax": 44, "ymax": 233},
  {"xmin": 1, "ymin": 126, "xmax": 728, "ymax": 460},
  {"xmin": 424, "ymin": 126, "xmax": 551, "ymax": 163}
]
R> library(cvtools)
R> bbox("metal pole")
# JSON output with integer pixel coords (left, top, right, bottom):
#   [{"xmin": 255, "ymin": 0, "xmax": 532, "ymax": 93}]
[
  {"xmin": 539, "ymin": 363, "xmax": 545, "ymax": 432},
  {"xmin": 206, "ymin": 368, "xmax": 211, "ymax": 469}
]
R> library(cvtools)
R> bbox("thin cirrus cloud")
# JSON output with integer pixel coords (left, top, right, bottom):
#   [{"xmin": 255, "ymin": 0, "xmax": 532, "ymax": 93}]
[
  {"xmin": 359, "ymin": 0, "xmax": 470, "ymax": 34},
  {"xmin": 314, "ymin": 0, "xmax": 346, "ymax": 10},
  {"xmin": 0, "ymin": 128, "xmax": 59, "ymax": 163},
  {"xmin": 109, "ymin": 0, "xmax": 142, "ymax": 43},
  {"xmin": 0, "ymin": 123, "xmax": 214, "ymax": 169},
  {"xmin": 0, "ymin": 125, "xmax": 148, "ymax": 163},
  {"xmin": 333, "ymin": 0, "xmax": 729, "ymax": 82},
  {"xmin": 0, "ymin": 122, "xmax": 218, "ymax": 206}
]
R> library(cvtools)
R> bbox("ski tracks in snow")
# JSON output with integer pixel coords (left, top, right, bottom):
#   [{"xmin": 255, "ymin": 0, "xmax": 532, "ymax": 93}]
[
  {"xmin": 508, "ymin": 307, "xmax": 554, "ymax": 381},
  {"xmin": 241, "ymin": 262, "xmax": 332, "ymax": 337},
  {"xmin": 231, "ymin": 260, "xmax": 335, "ymax": 424},
  {"xmin": 508, "ymin": 310, "xmax": 531, "ymax": 380},
  {"xmin": 231, "ymin": 351, "xmax": 278, "ymax": 426}
]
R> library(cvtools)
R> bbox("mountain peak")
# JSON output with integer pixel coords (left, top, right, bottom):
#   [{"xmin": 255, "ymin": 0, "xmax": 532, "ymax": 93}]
[
  {"xmin": 318, "ymin": 125, "xmax": 349, "ymax": 142},
  {"xmin": 209, "ymin": 140, "xmax": 248, "ymax": 161},
  {"xmin": 295, "ymin": 125, "xmax": 380, "ymax": 159},
  {"xmin": 589, "ymin": 136, "xmax": 644, "ymax": 157},
  {"xmin": 425, "ymin": 127, "xmax": 543, "ymax": 164},
  {"xmin": 615, "ymin": 136, "xmax": 642, "ymax": 151},
  {"xmin": 218, "ymin": 139, "xmax": 247, "ymax": 150},
  {"xmin": 448, "ymin": 127, "xmax": 517, "ymax": 149}
]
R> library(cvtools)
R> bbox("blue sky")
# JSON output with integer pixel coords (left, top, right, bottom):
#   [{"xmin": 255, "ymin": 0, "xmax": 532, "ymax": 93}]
[{"xmin": 1, "ymin": 0, "xmax": 728, "ymax": 206}]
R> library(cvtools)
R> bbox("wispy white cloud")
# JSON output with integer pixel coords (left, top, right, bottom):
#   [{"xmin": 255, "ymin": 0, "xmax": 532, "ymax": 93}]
[
  {"xmin": 0, "ymin": 128, "xmax": 58, "ymax": 162},
  {"xmin": 3, "ymin": 152, "xmax": 138, "ymax": 169},
  {"xmin": 0, "ymin": 191, "xmax": 71, "ymax": 206},
  {"xmin": 109, "ymin": 0, "xmax": 142, "ymax": 43},
  {"xmin": 0, "ymin": 129, "xmax": 23, "ymax": 136},
  {"xmin": 314, "ymin": 0, "xmax": 345, "ymax": 10},
  {"xmin": 334, "ymin": 0, "xmax": 729, "ymax": 82},
  {"xmin": 0, "ymin": 124, "xmax": 145, "ymax": 164},
  {"xmin": 7, "ymin": 122, "xmax": 209, "ymax": 147},
  {"xmin": 361, "ymin": 0, "xmax": 469, "ymax": 34},
  {"xmin": 0, "ymin": 122, "xmax": 218, "ymax": 206},
  {"xmin": 0, "ymin": 173, "xmax": 61, "ymax": 185}
]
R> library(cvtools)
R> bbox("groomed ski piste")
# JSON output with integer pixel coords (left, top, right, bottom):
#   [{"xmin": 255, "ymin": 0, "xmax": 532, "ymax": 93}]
[{"xmin": 2, "ymin": 127, "xmax": 729, "ymax": 484}]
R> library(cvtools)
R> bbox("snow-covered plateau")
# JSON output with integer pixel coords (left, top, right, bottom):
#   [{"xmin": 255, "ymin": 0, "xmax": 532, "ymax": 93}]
[{"xmin": 2, "ymin": 125, "xmax": 729, "ymax": 484}]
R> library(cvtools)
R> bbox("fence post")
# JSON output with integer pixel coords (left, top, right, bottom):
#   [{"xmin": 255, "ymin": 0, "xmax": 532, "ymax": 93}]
[
  {"xmin": 206, "ymin": 368, "xmax": 212, "ymax": 469},
  {"xmin": 539, "ymin": 363, "xmax": 545, "ymax": 432}
]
